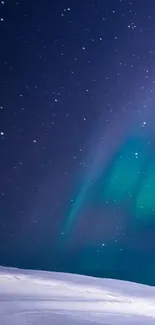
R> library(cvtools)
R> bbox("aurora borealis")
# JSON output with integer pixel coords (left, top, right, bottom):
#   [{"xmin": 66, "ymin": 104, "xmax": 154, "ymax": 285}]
[
  {"xmin": 60, "ymin": 112, "xmax": 155, "ymax": 285},
  {"xmin": 64, "ymin": 115, "xmax": 155, "ymax": 237}
]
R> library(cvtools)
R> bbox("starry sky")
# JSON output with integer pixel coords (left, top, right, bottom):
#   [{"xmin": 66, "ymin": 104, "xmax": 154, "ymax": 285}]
[{"xmin": 1, "ymin": 0, "xmax": 155, "ymax": 286}]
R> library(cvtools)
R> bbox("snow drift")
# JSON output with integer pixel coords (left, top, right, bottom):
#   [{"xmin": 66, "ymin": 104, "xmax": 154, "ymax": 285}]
[{"xmin": 0, "ymin": 266, "xmax": 155, "ymax": 324}]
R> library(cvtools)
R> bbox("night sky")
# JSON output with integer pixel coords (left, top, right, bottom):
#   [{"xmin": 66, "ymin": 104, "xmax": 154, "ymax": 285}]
[{"xmin": 1, "ymin": 0, "xmax": 155, "ymax": 286}]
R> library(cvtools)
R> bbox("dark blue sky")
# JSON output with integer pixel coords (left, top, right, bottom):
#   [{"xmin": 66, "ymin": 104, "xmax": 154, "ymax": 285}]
[{"xmin": 1, "ymin": 0, "xmax": 155, "ymax": 285}]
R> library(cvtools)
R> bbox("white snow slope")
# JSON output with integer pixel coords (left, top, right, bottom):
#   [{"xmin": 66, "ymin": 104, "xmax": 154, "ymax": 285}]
[{"xmin": 0, "ymin": 266, "xmax": 155, "ymax": 324}]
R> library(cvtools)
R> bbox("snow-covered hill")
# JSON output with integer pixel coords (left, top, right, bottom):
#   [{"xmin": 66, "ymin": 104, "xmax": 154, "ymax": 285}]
[{"xmin": 0, "ymin": 266, "xmax": 155, "ymax": 324}]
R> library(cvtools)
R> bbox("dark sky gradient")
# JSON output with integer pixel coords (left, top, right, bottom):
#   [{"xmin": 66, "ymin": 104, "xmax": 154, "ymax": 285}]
[{"xmin": 1, "ymin": 0, "xmax": 155, "ymax": 286}]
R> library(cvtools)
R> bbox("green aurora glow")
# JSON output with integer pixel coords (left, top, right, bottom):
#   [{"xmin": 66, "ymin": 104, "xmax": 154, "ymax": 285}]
[{"xmin": 63, "ymin": 135, "xmax": 155, "ymax": 235}]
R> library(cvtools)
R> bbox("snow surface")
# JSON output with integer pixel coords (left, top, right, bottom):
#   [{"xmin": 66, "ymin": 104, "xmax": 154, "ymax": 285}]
[{"xmin": 0, "ymin": 266, "xmax": 155, "ymax": 324}]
